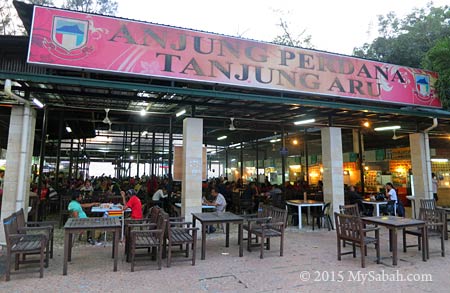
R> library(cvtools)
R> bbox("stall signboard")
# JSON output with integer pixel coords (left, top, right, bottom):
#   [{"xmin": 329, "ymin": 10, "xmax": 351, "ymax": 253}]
[{"xmin": 28, "ymin": 6, "xmax": 441, "ymax": 108}]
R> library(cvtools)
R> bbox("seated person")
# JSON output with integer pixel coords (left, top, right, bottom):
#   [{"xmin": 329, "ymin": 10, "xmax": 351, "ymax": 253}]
[
  {"xmin": 152, "ymin": 186, "xmax": 169, "ymax": 210},
  {"xmin": 68, "ymin": 193, "xmax": 100, "ymax": 244},
  {"xmin": 121, "ymin": 189, "xmax": 143, "ymax": 220},
  {"xmin": 347, "ymin": 185, "xmax": 372, "ymax": 216},
  {"xmin": 203, "ymin": 187, "xmax": 227, "ymax": 212}
]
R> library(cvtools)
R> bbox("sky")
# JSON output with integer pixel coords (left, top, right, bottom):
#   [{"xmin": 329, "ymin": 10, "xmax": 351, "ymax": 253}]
[{"xmin": 116, "ymin": 0, "xmax": 449, "ymax": 55}]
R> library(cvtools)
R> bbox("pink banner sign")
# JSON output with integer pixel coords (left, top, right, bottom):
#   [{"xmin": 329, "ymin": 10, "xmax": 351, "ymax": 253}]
[{"xmin": 27, "ymin": 6, "xmax": 441, "ymax": 108}]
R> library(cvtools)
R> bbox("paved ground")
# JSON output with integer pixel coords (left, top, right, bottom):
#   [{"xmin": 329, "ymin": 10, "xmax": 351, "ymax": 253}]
[{"xmin": 1, "ymin": 219, "xmax": 449, "ymax": 293}]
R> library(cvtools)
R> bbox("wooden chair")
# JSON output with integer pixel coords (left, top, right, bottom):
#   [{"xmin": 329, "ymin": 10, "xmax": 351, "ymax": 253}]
[
  {"xmin": 16, "ymin": 208, "xmax": 56, "ymax": 259},
  {"xmin": 403, "ymin": 207, "xmax": 445, "ymax": 258},
  {"xmin": 246, "ymin": 206, "xmax": 287, "ymax": 259},
  {"xmin": 164, "ymin": 212, "xmax": 199, "ymax": 267},
  {"xmin": 339, "ymin": 204, "xmax": 360, "ymax": 217},
  {"xmin": 125, "ymin": 206, "xmax": 161, "ymax": 262},
  {"xmin": 311, "ymin": 202, "xmax": 334, "ymax": 231},
  {"xmin": 334, "ymin": 212, "xmax": 380, "ymax": 268},
  {"xmin": 59, "ymin": 195, "xmax": 72, "ymax": 228},
  {"xmin": 420, "ymin": 199, "xmax": 436, "ymax": 210},
  {"xmin": 129, "ymin": 213, "xmax": 167, "ymax": 271},
  {"xmin": 3, "ymin": 211, "xmax": 49, "ymax": 281}
]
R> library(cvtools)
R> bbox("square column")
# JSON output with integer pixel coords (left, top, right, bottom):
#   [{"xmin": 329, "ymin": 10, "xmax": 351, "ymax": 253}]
[
  {"xmin": 409, "ymin": 133, "xmax": 432, "ymax": 217},
  {"xmin": 321, "ymin": 127, "xmax": 344, "ymax": 215},
  {"xmin": 181, "ymin": 118, "xmax": 203, "ymax": 221},
  {"xmin": 0, "ymin": 105, "xmax": 36, "ymax": 245}
]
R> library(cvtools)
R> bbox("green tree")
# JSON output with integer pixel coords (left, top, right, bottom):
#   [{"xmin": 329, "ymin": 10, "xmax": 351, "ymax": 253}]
[
  {"xmin": 423, "ymin": 38, "xmax": 450, "ymax": 108},
  {"xmin": 63, "ymin": 0, "xmax": 118, "ymax": 15},
  {"xmin": 353, "ymin": 4, "xmax": 450, "ymax": 68}
]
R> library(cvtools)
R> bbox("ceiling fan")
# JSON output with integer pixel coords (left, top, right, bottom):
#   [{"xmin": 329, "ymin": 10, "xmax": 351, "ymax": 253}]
[
  {"xmin": 229, "ymin": 118, "xmax": 236, "ymax": 131},
  {"xmin": 392, "ymin": 129, "xmax": 407, "ymax": 140},
  {"xmin": 102, "ymin": 108, "xmax": 111, "ymax": 125}
]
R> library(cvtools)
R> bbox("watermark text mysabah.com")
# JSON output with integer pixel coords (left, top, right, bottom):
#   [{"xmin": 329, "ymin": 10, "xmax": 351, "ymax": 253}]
[{"xmin": 299, "ymin": 270, "xmax": 432, "ymax": 284}]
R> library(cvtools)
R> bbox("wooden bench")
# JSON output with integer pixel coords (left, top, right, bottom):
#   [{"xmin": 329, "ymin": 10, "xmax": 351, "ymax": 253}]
[{"xmin": 3, "ymin": 210, "xmax": 49, "ymax": 281}]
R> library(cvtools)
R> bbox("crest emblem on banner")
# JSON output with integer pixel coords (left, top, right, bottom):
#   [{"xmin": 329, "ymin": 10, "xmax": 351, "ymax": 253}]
[
  {"xmin": 415, "ymin": 74, "xmax": 430, "ymax": 97},
  {"xmin": 52, "ymin": 17, "xmax": 88, "ymax": 51}
]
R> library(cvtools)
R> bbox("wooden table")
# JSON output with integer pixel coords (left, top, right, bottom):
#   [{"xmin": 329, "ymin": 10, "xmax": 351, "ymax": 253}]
[
  {"xmin": 192, "ymin": 212, "xmax": 244, "ymax": 260},
  {"xmin": 63, "ymin": 218, "xmax": 121, "ymax": 275},
  {"xmin": 285, "ymin": 200, "xmax": 324, "ymax": 229},
  {"xmin": 362, "ymin": 200, "xmax": 388, "ymax": 216},
  {"xmin": 362, "ymin": 216, "xmax": 427, "ymax": 266}
]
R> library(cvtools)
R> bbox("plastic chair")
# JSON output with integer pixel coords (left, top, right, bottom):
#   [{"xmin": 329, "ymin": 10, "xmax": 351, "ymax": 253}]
[{"xmin": 312, "ymin": 202, "xmax": 334, "ymax": 231}]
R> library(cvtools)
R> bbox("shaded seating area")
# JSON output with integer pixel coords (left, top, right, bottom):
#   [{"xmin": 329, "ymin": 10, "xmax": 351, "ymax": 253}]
[
  {"xmin": 3, "ymin": 210, "xmax": 49, "ymax": 281},
  {"xmin": 334, "ymin": 212, "xmax": 380, "ymax": 268}
]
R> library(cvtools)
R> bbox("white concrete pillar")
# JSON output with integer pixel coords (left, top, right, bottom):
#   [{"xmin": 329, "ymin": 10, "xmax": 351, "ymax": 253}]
[
  {"xmin": 409, "ymin": 133, "xmax": 433, "ymax": 217},
  {"xmin": 0, "ymin": 105, "xmax": 36, "ymax": 244},
  {"xmin": 181, "ymin": 118, "xmax": 203, "ymax": 222},
  {"xmin": 321, "ymin": 127, "xmax": 344, "ymax": 216}
]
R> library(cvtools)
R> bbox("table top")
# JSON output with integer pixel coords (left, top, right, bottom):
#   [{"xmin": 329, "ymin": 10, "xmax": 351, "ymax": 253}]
[
  {"xmin": 362, "ymin": 199, "xmax": 388, "ymax": 205},
  {"xmin": 91, "ymin": 206, "xmax": 131, "ymax": 213},
  {"xmin": 174, "ymin": 203, "xmax": 216, "ymax": 209},
  {"xmin": 286, "ymin": 200, "xmax": 324, "ymax": 206},
  {"xmin": 362, "ymin": 216, "xmax": 426, "ymax": 228},
  {"xmin": 192, "ymin": 212, "xmax": 244, "ymax": 222},
  {"xmin": 64, "ymin": 217, "xmax": 121, "ymax": 229}
]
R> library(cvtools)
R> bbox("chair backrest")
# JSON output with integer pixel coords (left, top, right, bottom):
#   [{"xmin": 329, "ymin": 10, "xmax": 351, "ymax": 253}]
[
  {"xmin": 15, "ymin": 208, "xmax": 25, "ymax": 226},
  {"xmin": 339, "ymin": 204, "xmax": 360, "ymax": 217},
  {"xmin": 419, "ymin": 208, "xmax": 445, "ymax": 231},
  {"xmin": 334, "ymin": 212, "xmax": 363, "ymax": 242},
  {"xmin": 3, "ymin": 212, "xmax": 19, "ymax": 246},
  {"xmin": 269, "ymin": 206, "xmax": 288, "ymax": 230},
  {"xmin": 420, "ymin": 199, "xmax": 436, "ymax": 210},
  {"xmin": 323, "ymin": 202, "xmax": 332, "ymax": 215},
  {"xmin": 149, "ymin": 206, "xmax": 161, "ymax": 223}
]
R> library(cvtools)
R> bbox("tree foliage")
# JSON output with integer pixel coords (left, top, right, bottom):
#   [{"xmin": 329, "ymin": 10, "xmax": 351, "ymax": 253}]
[
  {"xmin": 423, "ymin": 38, "xmax": 450, "ymax": 108},
  {"xmin": 353, "ymin": 4, "xmax": 450, "ymax": 68},
  {"xmin": 63, "ymin": 0, "xmax": 118, "ymax": 15},
  {"xmin": 353, "ymin": 3, "xmax": 450, "ymax": 109}
]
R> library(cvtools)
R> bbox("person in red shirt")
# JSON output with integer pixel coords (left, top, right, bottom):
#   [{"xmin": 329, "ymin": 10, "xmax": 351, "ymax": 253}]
[{"xmin": 121, "ymin": 189, "xmax": 143, "ymax": 219}]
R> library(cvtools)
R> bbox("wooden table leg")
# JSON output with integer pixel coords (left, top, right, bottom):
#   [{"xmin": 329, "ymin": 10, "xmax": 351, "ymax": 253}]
[
  {"xmin": 225, "ymin": 223, "xmax": 230, "ymax": 247},
  {"xmin": 113, "ymin": 229, "xmax": 119, "ymax": 272},
  {"xmin": 392, "ymin": 228, "xmax": 398, "ymax": 266},
  {"xmin": 239, "ymin": 222, "xmax": 243, "ymax": 257},
  {"xmin": 63, "ymin": 231, "xmax": 69, "ymax": 275},
  {"xmin": 422, "ymin": 225, "xmax": 427, "ymax": 261},
  {"xmin": 112, "ymin": 230, "xmax": 115, "ymax": 258},
  {"xmin": 389, "ymin": 229, "xmax": 393, "ymax": 252},
  {"xmin": 68, "ymin": 232, "xmax": 73, "ymax": 261},
  {"xmin": 201, "ymin": 223, "xmax": 206, "ymax": 260}
]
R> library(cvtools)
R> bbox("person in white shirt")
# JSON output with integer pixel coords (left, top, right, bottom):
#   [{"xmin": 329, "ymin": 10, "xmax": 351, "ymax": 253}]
[
  {"xmin": 432, "ymin": 173, "xmax": 439, "ymax": 201},
  {"xmin": 385, "ymin": 182, "xmax": 398, "ymax": 215},
  {"xmin": 152, "ymin": 187, "xmax": 168, "ymax": 210},
  {"xmin": 204, "ymin": 187, "xmax": 227, "ymax": 212},
  {"xmin": 152, "ymin": 187, "xmax": 168, "ymax": 201}
]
